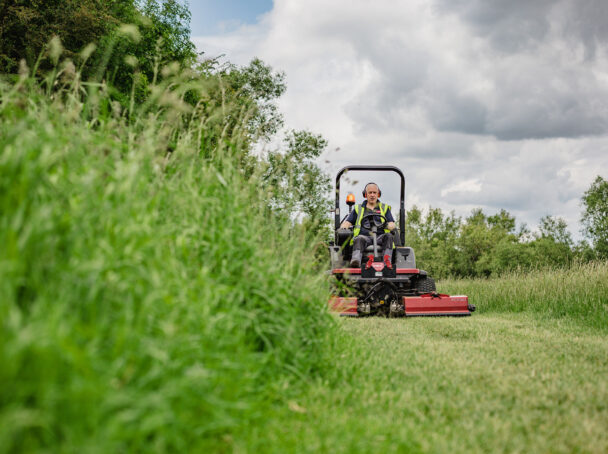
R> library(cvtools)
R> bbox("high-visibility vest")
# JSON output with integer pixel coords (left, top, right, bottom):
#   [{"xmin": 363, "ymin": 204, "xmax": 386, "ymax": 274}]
[{"xmin": 351, "ymin": 202, "xmax": 391, "ymax": 244}]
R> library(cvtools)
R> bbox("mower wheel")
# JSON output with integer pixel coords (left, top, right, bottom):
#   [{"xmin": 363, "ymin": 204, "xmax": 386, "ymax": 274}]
[{"xmin": 415, "ymin": 276, "xmax": 436, "ymax": 294}]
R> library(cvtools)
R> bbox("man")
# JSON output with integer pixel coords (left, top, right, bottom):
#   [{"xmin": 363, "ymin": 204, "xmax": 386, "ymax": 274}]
[{"xmin": 340, "ymin": 182, "xmax": 396, "ymax": 269}]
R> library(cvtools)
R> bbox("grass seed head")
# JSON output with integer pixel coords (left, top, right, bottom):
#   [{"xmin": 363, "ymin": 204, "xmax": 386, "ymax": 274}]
[
  {"xmin": 80, "ymin": 43, "xmax": 97, "ymax": 62},
  {"xmin": 118, "ymin": 24, "xmax": 141, "ymax": 43},
  {"xmin": 48, "ymin": 36, "xmax": 63, "ymax": 65}
]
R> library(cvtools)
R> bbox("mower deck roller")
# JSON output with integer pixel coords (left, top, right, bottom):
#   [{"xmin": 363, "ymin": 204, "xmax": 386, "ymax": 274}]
[{"xmin": 329, "ymin": 294, "xmax": 474, "ymax": 317}]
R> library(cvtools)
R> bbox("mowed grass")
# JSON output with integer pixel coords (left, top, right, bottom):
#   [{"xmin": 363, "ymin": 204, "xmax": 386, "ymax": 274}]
[
  {"xmin": 237, "ymin": 263, "xmax": 608, "ymax": 453},
  {"xmin": 241, "ymin": 314, "xmax": 608, "ymax": 453}
]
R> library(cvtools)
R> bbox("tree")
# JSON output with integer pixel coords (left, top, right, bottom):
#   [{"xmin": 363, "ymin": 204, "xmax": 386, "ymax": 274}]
[
  {"xmin": 0, "ymin": 0, "xmax": 119, "ymax": 72},
  {"xmin": 521, "ymin": 215, "xmax": 574, "ymax": 268},
  {"xmin": 99, "ymin": 0, "xmax": 197, "ymax": 98},
  {"xmin": 404, "ymin": 206, "xmax": 461, "ymax": 277},
  {"xmin": 581, "ymin": 175, "xmax": 608, "ymax": 258},
  {"xmin": 182, "ymin": 58, "xmax": 287, "ymax": 160},
  {"xmin": 457, "ymin": 209, "xmax": 501, "ymax": 276},
  {"xmin": 263, "ymin": 130, "xmax": 331, "ymax": 235},
  {"xmin": 220, "ymin": 58, "xmax": 286, "ymax": 142},
  {"xmin": 477, "ymin": 237, "xmax": 535, "ymax": 275},
  {"xmin": 0, "ymin": 0, "xmax": 197, "ymax": 99},
  {"xmin": 538, "ymin": 215, "xmax": 573, "ymax": 247}
]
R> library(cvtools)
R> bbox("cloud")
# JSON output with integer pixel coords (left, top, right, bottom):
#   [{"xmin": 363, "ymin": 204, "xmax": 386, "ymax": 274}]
[
  {"xmin": 437, "ymin": 0, "xmax": 608, "ymax": 58},
  {"xmin": 192, "ymin": 0, "xmax": 608, "ymax": 238},
  {"xmin": 441, "ymin": 179, "xmax": 483, "ymax": 197}
]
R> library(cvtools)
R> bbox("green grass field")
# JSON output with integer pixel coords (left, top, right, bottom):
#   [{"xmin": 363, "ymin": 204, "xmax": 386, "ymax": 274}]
[
  {"xmin": 237, "ymin": 266, "xmax": 608, "ymax": 453},
  {"xmin": 241, "ymin": 313, "xmax": 608, "ymax": 453},
  {"xmin": 2, "ymin": 66, "xmax": 607, "ymax": 453}
]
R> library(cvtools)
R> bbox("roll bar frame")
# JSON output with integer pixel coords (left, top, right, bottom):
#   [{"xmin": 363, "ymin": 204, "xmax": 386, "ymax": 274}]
[{"xmin": 334, "ymin": 165, "xmax": 405, "ymax": 246}]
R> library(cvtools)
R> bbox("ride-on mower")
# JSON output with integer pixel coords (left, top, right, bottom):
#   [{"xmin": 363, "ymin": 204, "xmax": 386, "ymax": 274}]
[{"xmin": 328, "ymin": 165, "xmax": 475, "ymax": 317}]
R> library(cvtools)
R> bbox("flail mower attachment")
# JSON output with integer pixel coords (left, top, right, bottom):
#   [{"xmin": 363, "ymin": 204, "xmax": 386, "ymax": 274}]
[{"xmin": 329, "ymin": 293, "xmax": 475, "ymax": 317}]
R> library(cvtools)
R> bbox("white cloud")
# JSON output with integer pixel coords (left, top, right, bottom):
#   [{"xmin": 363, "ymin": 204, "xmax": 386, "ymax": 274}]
[
  {"xmin": 193, "ymin": 0, "xmax": 608, "ymax": 240},
  {"xmin": 441, "ymin": 179, "xmax": 483, "ymax": 197}
]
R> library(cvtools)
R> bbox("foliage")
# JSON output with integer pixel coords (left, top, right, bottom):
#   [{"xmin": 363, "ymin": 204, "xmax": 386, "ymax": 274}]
[
  {"xmin": 0, "ymin": 0, "xmax": 329, "ymax": 223},
  {"xmin": 581, "ymin": 175, "xmax": 608, "ymax": 258},
  {"xmin": 406, "ymin": 206, "xmax": 582, "ymax": 278},
  {"xmin": 0, "ymin": 0, "xmax": 197, "ymax": 98},
  {"xmin": 0, "ymin": 0, "xmax": 117, "ymax": 72},
  {"xmin": 0, "ymin": 53, "xmax": 334, "ymax": 452},
  {"xmin": 404, "ymin": 206, "xmax": 461, "ymax": 277},
  {"xmin": 218, "ymin": 57, "xmax": 287, "ymax": 142},
  {"xmin": 97, "ymin": 0, "xmax": 197, "ymax": 99},
  {"xmin": 263, "ymin": 130, "xmax": 331, "ymax": 237}
]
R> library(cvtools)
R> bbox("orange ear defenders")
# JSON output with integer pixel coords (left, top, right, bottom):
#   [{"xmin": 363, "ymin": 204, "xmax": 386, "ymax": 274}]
[{"xmin": 362, "ymin": 182, "xmax": 381, "ymax": 198}]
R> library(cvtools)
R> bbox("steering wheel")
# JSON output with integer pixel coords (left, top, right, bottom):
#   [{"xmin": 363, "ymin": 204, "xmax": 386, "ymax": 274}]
[{"xmin": 360, "ymin": 213, "xmax": 387, "ymax": 232}]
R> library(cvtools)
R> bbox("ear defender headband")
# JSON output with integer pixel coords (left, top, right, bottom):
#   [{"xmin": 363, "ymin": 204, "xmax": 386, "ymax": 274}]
[{"xmin": 362, "ymin": 182, "xmax": 382, "ymax": 198}]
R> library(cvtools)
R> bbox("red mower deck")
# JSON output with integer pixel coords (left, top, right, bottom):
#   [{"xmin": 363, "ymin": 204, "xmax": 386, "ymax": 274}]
[
  {"xmin": 403, "ymin": 293, "xmax": 472, "ymax": 317},
  {"xmin": 329, "ymin": 293, "xmax": 473, "ymax": 317}
]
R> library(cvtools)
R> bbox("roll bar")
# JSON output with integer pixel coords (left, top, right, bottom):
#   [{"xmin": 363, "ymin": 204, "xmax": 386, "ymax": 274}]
[{"xmin": 334, "ymin": 165, "xmax": 405, "ymax": 246}]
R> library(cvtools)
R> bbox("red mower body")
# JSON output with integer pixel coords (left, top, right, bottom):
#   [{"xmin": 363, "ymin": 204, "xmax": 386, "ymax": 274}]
[{"xmin": 328, "ymin": 165, "xmax": 474, "ymax": 318}]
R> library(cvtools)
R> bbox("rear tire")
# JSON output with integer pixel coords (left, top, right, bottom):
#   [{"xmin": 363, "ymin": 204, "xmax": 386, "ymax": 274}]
[{"xmin": 415, "ymin": 276, "xmax": 436, "ymax": 294}]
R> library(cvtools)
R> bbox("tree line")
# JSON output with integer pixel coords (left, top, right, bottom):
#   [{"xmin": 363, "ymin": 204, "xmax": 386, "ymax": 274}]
[{"xmin": 403, "ymin": 175, "xmax": 607, "ymax": 278}]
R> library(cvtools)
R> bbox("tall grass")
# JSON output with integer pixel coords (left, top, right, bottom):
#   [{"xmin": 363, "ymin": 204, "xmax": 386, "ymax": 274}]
[
  {"xmin": 439, "ymin": 261, "xmax": 608, "ymax": 331},
  {"xmin": 0, "ymin": 58, "xmax": 334, "ymax": 451}
]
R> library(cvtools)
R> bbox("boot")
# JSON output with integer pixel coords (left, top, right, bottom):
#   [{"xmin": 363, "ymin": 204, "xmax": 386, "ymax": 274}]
[
  {"xmin": 349, "ymin": 250, "xmax": 362, "ymax": 268},
  {"xmin": 384, "ymin": 254, "xmax": 393, "ymax": 269},
  {"xmin": 365, "ymin": 254, "xmax": 374, "ymax": 269}
]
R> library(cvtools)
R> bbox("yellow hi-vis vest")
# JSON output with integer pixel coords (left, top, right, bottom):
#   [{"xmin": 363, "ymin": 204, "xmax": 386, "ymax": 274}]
[{"xmin": 351, "ymin": 202, "xmax": 391, "ymax": 245}]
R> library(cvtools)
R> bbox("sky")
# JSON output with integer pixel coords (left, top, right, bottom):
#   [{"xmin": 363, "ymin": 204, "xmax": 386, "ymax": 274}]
[
  {"xmin": 188, "ymin": 0, "xmax": 272, "ymax": 35},
  {"xmin": 189, "ymin": 0, "xmax": 608, "ymax": 239}
]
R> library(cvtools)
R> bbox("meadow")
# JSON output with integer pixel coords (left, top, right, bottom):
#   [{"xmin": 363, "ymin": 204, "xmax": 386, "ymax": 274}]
[
  {"xmin": 239, "ymin": 262, "xmax": 608, "ymax": 453},
  {"xmin": 1, "ymin": 60, "xmax": 607, "ymax": 453}
]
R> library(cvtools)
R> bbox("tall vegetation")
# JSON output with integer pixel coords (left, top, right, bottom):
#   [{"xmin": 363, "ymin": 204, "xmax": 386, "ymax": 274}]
[
  {"xmin": 404, "ymin": 204, "xmax": 599, "ymax": 278},
  {"xmin": 0, "ymin": 0, "xmax": 196, "ymax": 95},
  {"xmin": 0, "ymin": 6, "xmax": 334, "ymax": 451},
  {"xmin": 581, "ymin": 175, "xmax": 608, "ymax": 258}
]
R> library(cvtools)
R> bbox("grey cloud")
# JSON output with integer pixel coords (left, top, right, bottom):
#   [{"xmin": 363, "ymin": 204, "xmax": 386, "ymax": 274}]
[
  {"xmin": 435, "ymin": 0, "xmax": 556, "ymax": 53},
  {"xmin": 422, "ymin": 92, "xmax": 488, "ymax": 136},
  {"xmin": 436, "ymin": 0, "xmax": 608, "ymax": 58},
  {"xmin": 339, "ymin": 0, "xmax": 608, "ymax": 141},
  {"xmin": 562, "ymin": 1, "xmax": 608, "ymax": 59},
  {"xmin": 486, "ymin": 62, "xmax": 608, "ymax": 140}
]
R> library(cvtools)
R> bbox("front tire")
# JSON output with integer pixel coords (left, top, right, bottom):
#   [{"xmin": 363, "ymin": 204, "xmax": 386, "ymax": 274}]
[{"xmin": 414, "ymin": 276, "xmax": 436, "ymax": 294}]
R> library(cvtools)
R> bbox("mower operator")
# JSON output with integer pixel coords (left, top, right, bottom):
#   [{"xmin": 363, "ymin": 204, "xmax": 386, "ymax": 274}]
[{"xmin": 340, "ymin": 182, "xmax": 396, "ymax": 269}]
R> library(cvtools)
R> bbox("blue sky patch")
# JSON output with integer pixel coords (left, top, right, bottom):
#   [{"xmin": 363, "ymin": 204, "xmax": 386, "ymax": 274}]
[{"xmin": 188, "ymin": 0, "xmax": 273, "ymax": 36}]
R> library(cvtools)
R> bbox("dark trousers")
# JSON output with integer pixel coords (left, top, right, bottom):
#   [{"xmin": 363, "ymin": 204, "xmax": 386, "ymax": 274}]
[{"xmin": 352, "ymin": 234, "xmax": 394, "ymax": 260}]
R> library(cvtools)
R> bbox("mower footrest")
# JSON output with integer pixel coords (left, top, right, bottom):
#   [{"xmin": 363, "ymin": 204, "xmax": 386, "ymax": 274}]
[
  {"xmin": 403, "ymin": 294, "xmax": 471, "ymax": 317},
  {"xmin": 329, "ymin": 297, "xmax": 358, "ymax": 316}
]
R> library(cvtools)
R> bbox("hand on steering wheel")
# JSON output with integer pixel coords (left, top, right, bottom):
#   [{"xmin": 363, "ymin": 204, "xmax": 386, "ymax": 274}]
[{"xmin": 360, "ymin": 213, "xmax": 387, "ymax": 231}]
